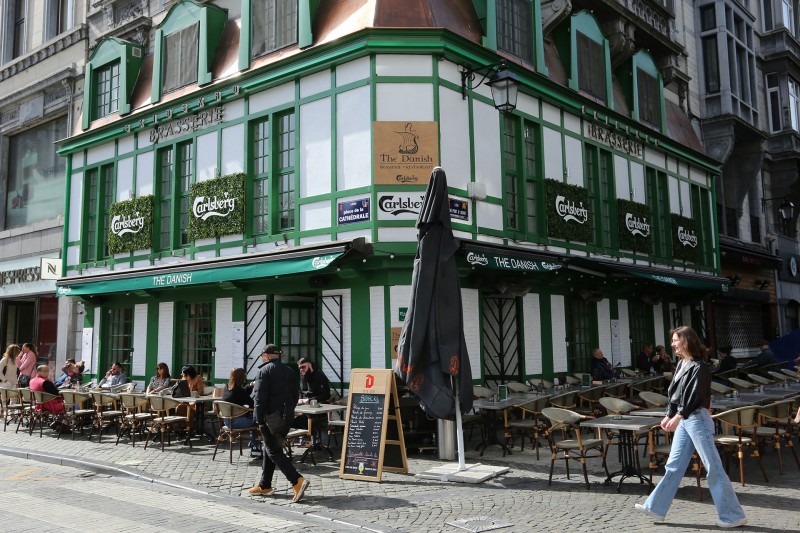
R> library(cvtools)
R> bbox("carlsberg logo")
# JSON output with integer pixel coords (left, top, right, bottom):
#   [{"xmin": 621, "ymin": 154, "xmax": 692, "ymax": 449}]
[
  {"xmin": 193, "ymin": 193, "xmax": 237, "ymax": 221},
  {"xmin": 625, "ymin": 213, "xmax": 651, "ymax": 237},
  {"xmin": 466, "ymin": 252, "xmax": 489, "ymax": 266},
  {"xmin": 555, "ymin": 195, "xmax": 588, "ymax": 224},
  {"xmin": 677, "ymin": 226, "xmax": 698, "ymax": 247},
  {"xmin": 111, "ymin": 213, "xmax": 145, "ymax": 236},
  {"xmin": 312, "ymin": 255, "xmax": 336, "ymax": 269}
]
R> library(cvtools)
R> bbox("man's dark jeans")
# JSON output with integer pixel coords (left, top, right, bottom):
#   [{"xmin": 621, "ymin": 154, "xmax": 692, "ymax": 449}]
[{"xmin": 259, "ymin": 425, "xmax": 300, "ymax": 488}]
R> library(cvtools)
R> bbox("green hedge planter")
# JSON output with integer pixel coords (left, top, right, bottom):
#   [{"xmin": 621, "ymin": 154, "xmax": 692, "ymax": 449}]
[
  {"xmin": 188, "ymin": 172, "xmax": 246, "ymax": 241},
  {"xmin": 617, "ymin": 199, "xmax": 652, "ymax": 254},
  {"xmin": 671, "ymin": 213, "xmax": 699, "ymax": 262},
  {"xmin": 107, "ymin": 195, "xmax": 154, "ymax": 254},
  {"xmin": 545, "ymin": 178, "xmax": 591, "ymax": 242}
]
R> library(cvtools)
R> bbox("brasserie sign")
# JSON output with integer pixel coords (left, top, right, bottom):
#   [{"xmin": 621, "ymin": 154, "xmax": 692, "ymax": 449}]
[
  {"xmin": 585, "ymin": 122, "xmax": 643, "ymax": 158},
  {"xmin": 148, "ymin": 106, "xmax": 224, "ymax": 143}
]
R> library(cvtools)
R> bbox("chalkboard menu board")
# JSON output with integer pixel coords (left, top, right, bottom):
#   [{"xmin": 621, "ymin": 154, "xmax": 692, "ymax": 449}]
[{"xmin": 339, "ymin": 369, "xmax": 407, "ymax": 482}]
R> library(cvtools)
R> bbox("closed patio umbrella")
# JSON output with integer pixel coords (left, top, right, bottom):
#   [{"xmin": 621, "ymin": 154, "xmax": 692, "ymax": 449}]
[{"xmin": 395, "ymin": 166, "xmax": 473, "ymax": 421}]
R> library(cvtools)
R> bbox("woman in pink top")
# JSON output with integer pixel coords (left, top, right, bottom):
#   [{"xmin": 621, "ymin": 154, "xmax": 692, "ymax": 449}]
[{"xmin": 16, "ymin": 342, "xmax": 38, "ymax": 386}]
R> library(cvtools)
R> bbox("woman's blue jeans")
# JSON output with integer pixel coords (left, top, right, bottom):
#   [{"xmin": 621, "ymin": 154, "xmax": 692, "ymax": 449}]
[
  {"xmin": 644, "ymin": 407, "xmax": 745, "ymax": 522},
  {"xmin": 224, "ymin": 414, "xmax": 258, "ymax": 447}
]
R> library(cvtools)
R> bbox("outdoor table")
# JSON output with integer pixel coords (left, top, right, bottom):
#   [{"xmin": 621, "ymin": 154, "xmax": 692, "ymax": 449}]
[
  {"xmin": 473, "ymin": 397, "xmax": 526, "ymax": 456},
  {"xmin": 580, "ymin": 415, "xmax": 662, "ymax": 492},
  {"xmin": 629, "ymin": 408, "xmax": 665, "ymax": 417},
  {"xmin": 167, "ymin": 395, "xmax": 217, "ymax": 442},
  {"xmin": 294, "ymin": 403, "xmax": 346, "ymax": 464}
]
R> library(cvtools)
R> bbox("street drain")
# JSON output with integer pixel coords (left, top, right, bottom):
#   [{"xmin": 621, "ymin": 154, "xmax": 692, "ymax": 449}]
[{"xmin": 446, "ymin": 516, "xmax": 513, "ymax": 532}]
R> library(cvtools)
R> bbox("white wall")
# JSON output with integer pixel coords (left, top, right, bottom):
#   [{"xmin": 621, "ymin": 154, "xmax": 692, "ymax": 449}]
[
  {"xmin": 158, "ymin": 302, "xmax": 174, "ymax": 368},
  {"xmin": 196, "ymin": 131, "xmax": 218, "ymax": 181},
  {"xmin": 369, "ymin": 286, "xmax": 386, "ymax": 369},
  {"xmin": 551, "ymin": 295, "xmax": 568, "ymax": 372},
  {"xmin": 439, "ymin": 85, "xmax": 471, "ymax": 190},
  {"xmin": 300, "ymin": 97, "xmax": 332, "ymax": 197},
  {"xmin": 618, "ymin": 300, "xmax": 632, "ymax": 366},
  {"xmin": 132, "ymin": 304, "xmax": 148, "ymax": 388},
  {"xmin": 523, "ymin": 293, "xmax": 542, "ymax": 376},
  {"xmin": 220, "ymin": 123, "xmax": 244, "ymax": 175},
  {"xmin": 215, "ymin": 298, "xmax": 233, "ymax": 380},
  {"xmin": 462, "ymin": 288, "xmax": 481, "ymax": 381},
  {"xmin": 376, "ymin": 83, "xmax": 433, "ymax": 120},
  {"xmin": 473, "ymin": 100, "xmax": 501, "ymax": 197},
  {"xmin": 336, "ymin": 85, "xmax": 371, "ymax": 190}
]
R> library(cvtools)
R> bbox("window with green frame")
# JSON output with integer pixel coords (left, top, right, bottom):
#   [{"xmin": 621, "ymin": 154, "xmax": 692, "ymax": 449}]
[
  {"xmin": 277, "ymin": 300, "xmax": 316, "ymax": 364},
  {"xmin": 250, "ymin": 110, "xmax": 296, "ymax": 235},
  {"xmin": 179, "ymin": 302, "xmax": 214, "ymax": 382},
  {"xmin": 502, "ymin": 116, "xmax": 542, "ymax": 237},
  {"xmin": 691, "ymin": 184, "xmax": 714, "ymax": 267},
  {"xmin": 646, "ymin": 168, "xmax": 670, "ymax": 259},
  {"xmin": 251, "ymin": 0, "xmax": 298, "ymax": 58},
  {"xmin": 577, "ymin": 32, "xmax": 607, "ymax": 103},
  {"xmin": 105, "ymin": 307, "xmax": 133, "ymax": 379},
  {"xmin": 156, "ymin": 141, "xmax": 194, "ymax": 251},
  {"xmin": 628, "ymin": 299, "xmax": 654, "ymax": 365},
  {"xmin": 637, "ymin": 70, "xmax": 661, "ymax": 127},
  {"xmin": 585, "ymin": 145, "xmax": 615, "ymax": 248},
  {"xmin": 496, "ymin": 0, "xmax": 533, "ymax": 64},
  {"xmin": 567, "ymin": 296, "xmax": 597, "ymax": 374},
  {"xmin": 83, "ymin": 164, "xmax": 115, "ymax": 262},
  {"xmin": 94, "ymin": 61, "xmax": 120, "ymax": 120}
]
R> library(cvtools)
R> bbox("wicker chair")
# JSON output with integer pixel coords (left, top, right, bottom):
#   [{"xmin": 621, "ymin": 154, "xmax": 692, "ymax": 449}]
[
  {"xmin": 144, "ymin": 395, "xmax": 192, "ymax": 451},
  {"xmin": 116, "ymin": 393, "xmax": 155, "ymax": 447},
  {"xmin": 638, "ymin": 391, "xmax": 668, "ymax": 408},
  {"xmin": 541, "ymin": 407, "xmax": 606, "ymax": 490},
  {"xmin": 0, "ymin": 387, "xmax": 22, "ymax": 431},
  {"xmin": 59, "ymin": 390, "xmax": 94, "ymax": 440},
  {"xmin": 212, "ymin": 400, "xmax": 259, "ymax": 463},
  {"xmin": 712, "ymin": 405, "xmax": 768, "ymax": 485},
  {"xmin": 505, "ymin": 396, "xmax": 549, "ymax": 459},
  {"xmin": 728, "ymin": 377, "xmax": 758, "ymax": 391},
  {"xmin": 89, "ymin": 391, "xmax": 124, "ymax": 443},
  {"xmin": 747, "ymin": 400, "xmax": 800, "ymax": 474},
  {"xmin": 30, "ymin": 390, "xmax": 62, "ymax": 437},
  {"xmin": 15, "ymin": 388, "xmax": 35, "ymax": 434}
]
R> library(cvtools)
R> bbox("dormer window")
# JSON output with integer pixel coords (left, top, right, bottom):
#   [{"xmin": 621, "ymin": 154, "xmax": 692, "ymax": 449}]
[
  {"xmin": 496, "ymin": 0, "xmax": 533, "ymax": 64},
  {"xmin": 554, "ymin": 11, "xmax": 612, "ymax": 108},
  {"xmin": 637, "ymin": 70, "xmax": 660, "ymax": 127},
  {"xmin": 576, "ymin": 32, "xmax": 606, "ymax": 103},
  {"xmin": 163, "ymin": 23, "xmax": 199, "ymax": 94},
  {"xmin": 619, "ymin": 50, "xmax": 666, "ymax": 132},
  {"xmin": 252, "ymin": 0, "xmax": 298, "ymax": 58},
  {"xmin": 94, "ymin": 61, "xmax": 120, "ymax": 120}
]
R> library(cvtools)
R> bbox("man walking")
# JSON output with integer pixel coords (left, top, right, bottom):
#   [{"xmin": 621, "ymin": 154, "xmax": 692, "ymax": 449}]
[{"xmin": 249, "ymin": 344, "xmax": 309, "ymax": 503}]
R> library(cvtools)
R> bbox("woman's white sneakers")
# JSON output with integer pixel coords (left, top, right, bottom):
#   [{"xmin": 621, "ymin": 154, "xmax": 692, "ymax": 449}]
[
  {"xmin": 634, "ymin": 503, "xmax": 665, "ymax": 522},
  {"xmin": 716, "ymin": 517, "xmax": 748, "ymax": 528}
]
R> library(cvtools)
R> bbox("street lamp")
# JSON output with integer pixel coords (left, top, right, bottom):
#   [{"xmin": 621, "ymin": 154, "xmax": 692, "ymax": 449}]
[
  {"xmin": 461, "ymin": 60, "xmax": 519, "ymax": 113},
  {"xmin": 762, "ymin": 195, "xmax": 795, "ymax": 234}
]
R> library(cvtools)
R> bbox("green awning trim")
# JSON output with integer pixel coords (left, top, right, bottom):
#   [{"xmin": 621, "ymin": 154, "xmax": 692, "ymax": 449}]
[
  {"xmin": 463, "ymin": 250, "xmax": 562, "ymax": 273},
  {"xmin": 630, "ymin": 270, "xmax": 729, "ymax": 293},
  {"xmin": 56, "ymin": 252, "xmax": 342, "ymax": 297}
]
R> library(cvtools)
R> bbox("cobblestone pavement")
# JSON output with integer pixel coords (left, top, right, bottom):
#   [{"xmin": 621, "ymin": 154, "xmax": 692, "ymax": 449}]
[{"xmin": 1, "ymin": 423, "xmax": 798, "ymax": 533}]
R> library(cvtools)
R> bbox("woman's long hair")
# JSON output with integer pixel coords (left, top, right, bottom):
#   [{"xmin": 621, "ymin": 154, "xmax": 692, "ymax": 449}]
[
  {"xmin": 228, "ymin": 368, "xmax": 246, "ymax": 390},
  {"xmin": 670, "ymin": 326, "xmax": 707, "ymax": 362},
  {"xmin": 157, "ymin": 362, "xmax": 171, "ymax": 379},
  {"xmin": 22, "ymin": 342, "xmax": 37, "ymax": 357},
  {"xmin": 3, "ymin": 344, "xmax": 20, "ymax": 361}
]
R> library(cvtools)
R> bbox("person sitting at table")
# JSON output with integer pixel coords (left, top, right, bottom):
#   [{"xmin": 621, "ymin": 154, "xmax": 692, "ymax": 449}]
[
  {"xmin": 223, "ymin": 367, "xmax": 261, "ymax": 458},
  {"xmin": 652, "ymin": 345, "xmax": 674, "ymax": 374},
  {"xmin": 636, "ymin": 343, "xmax": 657, "ymax": 374},
  {"xmin": 55, "ymin": 359, "xmax": 84, "ymax": 387},
  {"xmin": 29, "ymin": 364, "xmax": 70, "ymax": 434},
  {"xmin": 291, "ymin": 357, "xmax": 332, "ymax": 431},
  {"xmin": 98, "ymin": 362, "xmax": 127, "ymax": 389},
  {"xmin": 748, "ymin": 340, "xmax": 776, "ymax": 367},
  {"xmin": 146, "ymin": 362, "xmax": 172, "ymax": 394},
  {"xmin": 591, "ymin": 348, "xmax": 616, "ymax": 381},
  {"xmin": 175, "ymin": 365, "xmax": 205, "ymax": 423},
  {"xmin": 714, "ymin": 346, "xmax": 737, "ymax": 375}
]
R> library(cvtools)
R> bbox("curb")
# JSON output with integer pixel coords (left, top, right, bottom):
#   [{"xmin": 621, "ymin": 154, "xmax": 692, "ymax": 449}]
[{"xmin": 0, "ymin": 445, "xmax": 396, "ymax": 533}]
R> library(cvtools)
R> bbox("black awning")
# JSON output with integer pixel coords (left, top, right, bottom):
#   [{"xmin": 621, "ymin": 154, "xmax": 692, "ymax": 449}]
[{"xmin": 459, "ymin": 242, "xmax": 564, "ymax": 273}]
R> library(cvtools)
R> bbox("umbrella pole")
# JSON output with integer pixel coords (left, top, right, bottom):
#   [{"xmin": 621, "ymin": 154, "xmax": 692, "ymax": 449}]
[{"xmin": 454, "ymin": 384, "xmax": 466, "ymax": 471}]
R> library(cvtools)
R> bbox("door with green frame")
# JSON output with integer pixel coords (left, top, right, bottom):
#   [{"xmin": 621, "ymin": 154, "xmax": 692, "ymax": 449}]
[
  {"xmin": 102, "ymin": 307, "xmax": 134, "ymax": 380},
  {"xmin": 275, "ymin": 299, "xmax": 317, "ymax": 365},
  {"xmin": 566, "ymin": 296, "xmax": 598, "ymax": 374}
]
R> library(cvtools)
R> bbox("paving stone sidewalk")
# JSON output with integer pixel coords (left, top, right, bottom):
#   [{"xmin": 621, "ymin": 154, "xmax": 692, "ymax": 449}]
[{"xmin": 0, "ymin": 425, "xmax": 798, "ymax": 532}]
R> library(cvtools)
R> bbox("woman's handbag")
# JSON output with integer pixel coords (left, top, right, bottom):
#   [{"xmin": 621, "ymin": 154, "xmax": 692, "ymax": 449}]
[
  {"xmin": 263, "ymin": 410, "xmax": 287, "ymax": 436},
  {"xmin": 171, "ymin": 380, "xmax": 191, "ymax": 398},
  {"xmin": 17, "ymin": 374, "xmax": 30, "ymax": 388}
]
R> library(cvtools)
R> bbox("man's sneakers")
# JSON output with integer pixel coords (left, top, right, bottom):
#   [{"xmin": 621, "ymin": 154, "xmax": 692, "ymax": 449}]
[
  {"xmin": 292, "ymin": 476, "xmax": 310, "ymax": 503},
  {"xmin": 247, "ymin": 484, "xmax": 274, "ymax": 496},
  {"xmin": 716, "ymin": 517, "xmax": 748, "ymax": 528},
  {"xmin": 634, "ymin": 503, "xmax": 665, "ymax": 522}
]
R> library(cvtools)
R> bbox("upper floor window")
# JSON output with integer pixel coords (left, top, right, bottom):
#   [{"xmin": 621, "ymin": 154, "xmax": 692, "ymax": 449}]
[
  {"xmin": 502, "ymin": 116, "xmax": 542, "ymax": 238},
  {"xmin": 556, "ymin": 12, "xmax": 611, "ymax": 107},
  {"xmin": 250, "ymin": 110, "xmax": 296, "ymax": 236},
  {"xmin": 637, "ymin": 70, "xmax": 660, "ymax": 127},
  {"xmin": 577, "ymin": 32, "xmax": 606, "ymax": 103},
  {"xmin": 790, "ymin": 78, "xmax": 800, "ymax": 131},
  {"xmin": 83, "ymin": 164, "xmax": 115, "ymax": 262},
  {"xmin": 46, "ymin": 0, "xmax": 74, "ymax": 40},
  {"xmin": 12, "ymin": 0, "xmax": 26, "ymax": 58},
  {"xmin": 767, "ymin": 73, "xmax": 781, "ymax": 132},
  {"xmin": 252, "ymin": 0, "xmax": 298, "ymax": 58},
  {"xmin": 163, "ymin": 23, "xmax": 199, "ymax": 94},
  {"xmin": 496, "ymin": 0, "xmax": 533, "ymax": 64},
  {"xmin": 783, "ymin": 0, "xmax": 796, "ymax": 34},
  {"xmin": 94, "ymin": 61, "xmax": 120, "ymax": 120},
  {"xmin": 157, "ymin": 141, "xmax": 194, "ymax": 251}
]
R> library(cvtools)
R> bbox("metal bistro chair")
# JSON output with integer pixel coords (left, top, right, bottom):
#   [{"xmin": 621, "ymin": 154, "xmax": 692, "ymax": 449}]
[
  {"xmin": 541, "ymin": 407, "xmax": 606, "ymax": 490},
  {"xmin": 746, "ymin": 373, "xmax": 773, "ymax": 386},
  {"xmin": 638, "ymin": 391, "xmax": 668, "ymax": 408},
  {"xmin": 144, "ymin": 395, "xmax": 192, "ymax": 451},
  {"xmin": 505, "ymin": 396, "xmax": 549, "ymax": 459},
  {"xmin": 89, "ymin": 391, "xmax": 124, "ymax": 443},
  {"xmin": 548, "ymin": 391, "xmax": 578, "ymax": 410},
  {"xmin": 603, "ymin": 382, "xmax": 630, "ymax": 400},
  {"xmin": 576, "ymin": 386, "xmax": 605, "ymax": 418},
  {"xmin": 748, "ymin": 400, "xmax": 800, "ymax": 475},
  {"xmin": 712, "ymin": 405, "xmax": 768, "ymax": 485},
  {"xmin": 212, "ymin": 400, "xmax": 259, "ymax": 463},
  {"xmin": 59, "ymin": 390, "xmax": 93, "ymax": 440},
  {"xmin": 15, "ymin": 388, "xmax": 35, "ymax": 434},
  {"xmin": 30, "ymin": 390, "xmax": 62, "ymax": 437},
  {"xmin": 116, "ymin": 393, "xmax": 155, "ymax": 447},
  {"xmin": 0, "ymin": 388, "xmax": 23, "ymax": 431},
  {"xmin": 728, "ymin": 377, "xmax": 758, "ymax": 392}
]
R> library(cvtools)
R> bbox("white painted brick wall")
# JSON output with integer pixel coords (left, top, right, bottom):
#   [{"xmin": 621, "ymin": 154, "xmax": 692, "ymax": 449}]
[
  {"xmin": 215, "ymin": 298, "xmax": 233, "ymax": 381},
  {"xmin": 462, "ymin": 288, "xmax": 481, "ymax": 381},
  {"xmin": 158, "ymin": 302, "xmax": 174, "ymax": 369},
  {"xmin": 597, "ymin": 299, "xmax": 611, "ymax": 353},
  {"xmin": 551, "ymin": 295, "xmax": 567, "ymax": 373},
  {"xmin": 618, "ymin": 300, "xmax": 631, "ymax": 366},
  {"xmin": 523, "ymin": 293, "xmax": 542, "ymax": 376},
  {"xmin": 369, "ymin": 286, "xmax": 386, "ymax": 369}
]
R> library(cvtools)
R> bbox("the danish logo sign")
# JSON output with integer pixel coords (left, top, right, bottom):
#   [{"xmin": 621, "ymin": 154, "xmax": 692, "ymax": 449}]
[
  {"xmin": 192, "ymin": 193, "xmax": 237, "ymax": 221},
  {"xmin": 110, "ymin": 213, "xmax": 145, "ymax": 236}
]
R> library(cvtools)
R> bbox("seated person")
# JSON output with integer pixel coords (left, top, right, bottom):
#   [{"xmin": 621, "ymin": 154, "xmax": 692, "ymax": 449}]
[
  {"xmin": 176, "ymin": 365, "xmax": 205, "ymax": 423},
  {"xmin": 29, "ymin": 365, "xmax": 70, "ymax": 434},
  {"xmin": 98, "ymin": 362, "xmax": 127, "ymax": 389},
  {"xmin": 635, "ymin": 343, "xmax": 656, "ymax": 374},
  {"xmin": 748, "ymin": 340, "xmax": 776, "ymax": 367},
  {"xmin": 590, "ymin": 348, "xmax": 615, "ymax": 381},
  {"xmin": 714, "ymin": 346, "xmax": 737, "ymax": 374},
  {"xmin": 146, "ymin": 362, "xmax": 172, "ymax": 394},
  {"xmin": 297, "ymin": 357, "xmax": 331, "ymax": 405},
  {"xmin": 222, "ymin": 367, "xmax": 260, "ymax": 458},
  {"xmin": 652, "ymin": 345, "xmax": 674, "ymax": 374},
  {"xmin": 55, "ymin": 359, "xmax": 84, "ymax": 387}
]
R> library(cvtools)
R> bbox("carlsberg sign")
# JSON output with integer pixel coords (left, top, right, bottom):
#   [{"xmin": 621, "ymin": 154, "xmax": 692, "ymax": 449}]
[
  {"xmin": 111, "ymin": 213, "xmax": 145, "ymax": 236},
  {"xmin": 193, "ymin": 193, "xmax": 237, "ymax": 221},
  {"xmin": 555, "ymin": 195, "xmax": 589, "ymax": 224},
  {"xmin": 624, "ymin": 213, "xmax": 650, "ymax": 237}
]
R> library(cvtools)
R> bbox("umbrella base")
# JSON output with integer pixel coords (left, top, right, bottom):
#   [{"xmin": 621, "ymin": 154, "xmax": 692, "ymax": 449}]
[{"xmin": 417, "ymin": 462, "xmax": 510, "ymax": 483}]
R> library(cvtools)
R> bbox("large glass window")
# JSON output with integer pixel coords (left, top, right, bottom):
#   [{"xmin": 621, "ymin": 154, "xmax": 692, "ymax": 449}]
[
  {"xmin": 46, "ymin": 0, "xmax": 73, "ymax": 40},
  {"xmin": 637, "ymin": 70, "xmax": 661, "ymax": 127},
  {"xmin": 13, "ymin": 0, "xmax": 26, "ymax": 58},
  {"xmin": 702, "ymin": 36, "xmax": 720, "ymax": 94},
  {"xmin": 94, "ymin": 61, "xmax": 120, "ymax": 120},
  {"xmin": 628, "ymin": 300, "xmax": 654, "ymax": 364},
  {"xmin": 250, "ymin": 111, "xmax": 295, "ymax": 235},
  {"xmin": 105, "ymin": 307, "xmax": 133, "ymax": 380},
  {"xmin": 252, "ymin": 0, "xmax": 298, "ymax": 58},
  {"xmin": 767, "ymin": 73, "xmax": 782, "ymax": 132},
  {"xmin": 763, "ymin": 0, "xmax": 775, "ymax": 31},
  {"xmin": 277, "ymin": 301, "xmax": 316, "ymax": 364},
  {"xmin": 576, "ymin": 32, "xmax": 606, "ymax": 103},
  {"xmin": 497, "ymin": 0, "xmax": 533, "ymax": 64},
  {"xmin": 276, "ymin": 112, "xmax": 296, "ymax": 231},
  {"xmin": 157, "ymin": 141, "xmax": 193, "ymax": 251},
  {"xmin": 179, "ymin": 302, "xmax": 214, "ymax": 382},
  {"xmin": 585, "ymin": 145, "xmax": 615, "ymax": 249},
  {"xmin": 567, "ymin": 296, "xmax": 597, "ymax": 374},
  {"xmin": 502, "ymin": 116, "xmax": 542, "ymax": 237},
  {"xmin": 783, "ymin": 0, "xmax": 796, "ymax": 34},
  {"xmin": 82, "ymin": 164, "xmax": 114, "ymax": 261},
  {"xmin": 646, "ymin": 168, "xmax": 670, "ymax": 258},
  {"xmin": 163, "ymin": 23, "xmax": 199, "ymax": 94},
  {"xmin": 790, "ymin": 78, "xmax": 800, "ymax": 131},
  {"xmin": 252, "ymin": 119, "xmax": 271, "ymax": 235},
  {"xmin": 6, "ymin": 119, "xmax": 68, "ymax": 230}
]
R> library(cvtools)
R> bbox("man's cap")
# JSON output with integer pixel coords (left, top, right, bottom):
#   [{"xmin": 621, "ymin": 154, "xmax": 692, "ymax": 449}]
[
  {"xmin": 297, "ymin": 357, "xmax": 311, "ymax": 366},
  {"xmin": 760, "ymin": 340, "xmax": 770, "ymax": 347},
  {"xmin": 263, "ymin": 344, "xmax": 282, "ymax": 355}
]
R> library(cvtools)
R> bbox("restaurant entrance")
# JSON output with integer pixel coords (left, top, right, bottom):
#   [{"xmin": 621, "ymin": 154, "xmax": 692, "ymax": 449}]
[{"xmin": 481, "ymin": 295, "xmax": 522, "ymax": 389}]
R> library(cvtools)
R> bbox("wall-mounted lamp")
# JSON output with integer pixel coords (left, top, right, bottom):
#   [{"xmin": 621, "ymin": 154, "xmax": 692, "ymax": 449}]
[
  {"xmin": 762, "ymin": 195, "xmax": 795, "ymax": 234},
  {"xmin": 461, "ymin": 60, "xmax": 519, "ymax": 113},
  {"xmin": 727, "ymin": 274, "xmax": 742, "ymax": 287},
  {"xmin": 756, "ymin": 279, "xmax": 770, "ymax": 290}
]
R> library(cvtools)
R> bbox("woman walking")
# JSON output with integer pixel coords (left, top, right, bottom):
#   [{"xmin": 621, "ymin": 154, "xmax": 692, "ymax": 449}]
[
  {"xmin": 635, "ymin": 326, "xmax": 747, "ymax": 528},
  {"xmin": 0, "ymin": 344, "xmax": 20, "ymax": 388}
]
